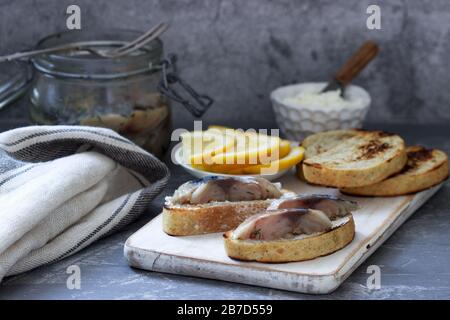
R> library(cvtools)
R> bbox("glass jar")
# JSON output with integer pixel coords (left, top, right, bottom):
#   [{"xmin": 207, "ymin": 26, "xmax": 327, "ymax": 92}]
[{"xmin": 30, "ymin": 29, "xmax": 172, "ymax": 158}]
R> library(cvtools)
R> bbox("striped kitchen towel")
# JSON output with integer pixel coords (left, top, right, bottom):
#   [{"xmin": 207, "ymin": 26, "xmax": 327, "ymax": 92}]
[{"xmin": 0, "ymin": 126, "xmax": 169, "ymax": 282}]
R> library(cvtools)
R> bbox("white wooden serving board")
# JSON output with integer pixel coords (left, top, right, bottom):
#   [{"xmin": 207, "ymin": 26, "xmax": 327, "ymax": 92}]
[{"xmin": 124, "ymin": 173, "xmax": 443, "ymax": 294}]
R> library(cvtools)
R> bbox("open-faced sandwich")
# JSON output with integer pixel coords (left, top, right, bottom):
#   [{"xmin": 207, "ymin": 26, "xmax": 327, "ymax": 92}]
[
  {"xmin": 163, "ymin": 176, "xmax": 294, "ymax": 236},
  {"xmin": 224, "ymin": 195, "xmax": 358, "ymax": 263}
]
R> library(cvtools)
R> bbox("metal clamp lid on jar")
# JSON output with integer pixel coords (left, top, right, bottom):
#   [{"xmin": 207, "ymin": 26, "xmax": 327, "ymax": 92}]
[{"xmin": 158, "ymin": 54, "xmax": 213, "ymax": 117}]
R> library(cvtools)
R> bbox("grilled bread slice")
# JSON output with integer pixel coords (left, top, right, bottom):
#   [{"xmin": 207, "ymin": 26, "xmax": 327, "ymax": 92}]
[
  {"xmin": 163, "ymin": 189, "xmax": 294, "ymax": 236},
  {"xmin": 224, "ymin": 215, "xmax": 355, "ymax": 263},
  {"xmin": 301, "ymin": 130, "xmax": 407, "ymax": 188},
  {"xmin": 340, "ymin": 146, "xmax": 449, "ymax": 196}
]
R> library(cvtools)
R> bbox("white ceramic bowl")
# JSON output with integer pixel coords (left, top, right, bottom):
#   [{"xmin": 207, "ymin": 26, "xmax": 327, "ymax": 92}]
[
  {"xmin": 271, "ymin": 82, "xmax": 371, "ymax": 141},
  {"xmin": 172, "ymin": 143, "xmax": 291, "ymax": 181}
]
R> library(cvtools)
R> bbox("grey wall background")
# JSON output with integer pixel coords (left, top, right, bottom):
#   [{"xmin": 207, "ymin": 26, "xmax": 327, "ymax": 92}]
[{"xmin": 0, "ymin": 0, "xmax": 449, "ymax": 125}]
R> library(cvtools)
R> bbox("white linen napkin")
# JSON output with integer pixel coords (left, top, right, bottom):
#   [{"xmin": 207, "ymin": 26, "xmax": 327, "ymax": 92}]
[{"xmin": 0, "ymin": 126, "xmax": 169, "ymax": 282}]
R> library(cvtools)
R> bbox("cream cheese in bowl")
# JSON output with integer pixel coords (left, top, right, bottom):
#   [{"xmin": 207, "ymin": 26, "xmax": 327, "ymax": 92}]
[
  {"xmin": 271, "ymin": 82, "xmax": 371, "ymax": 141},
  {"xmin": 283, "ymin": 86, "xmax": 364, "ymax": 109}
]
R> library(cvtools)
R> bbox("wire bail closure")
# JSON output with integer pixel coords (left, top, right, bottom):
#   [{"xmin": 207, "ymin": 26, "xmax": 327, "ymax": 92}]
[{"xmin": 158, "ymin": 54, "xmax": 213, "ymax": 117}]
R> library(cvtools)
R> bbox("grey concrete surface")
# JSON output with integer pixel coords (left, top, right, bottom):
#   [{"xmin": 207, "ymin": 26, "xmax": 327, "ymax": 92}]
[
  {"xmin": 0, "ymin": 119, "xmax": 449, "ymax": 300},
  {"xmin": 0, "ymin": 0, "xmax": 450, "ymax": 124}
]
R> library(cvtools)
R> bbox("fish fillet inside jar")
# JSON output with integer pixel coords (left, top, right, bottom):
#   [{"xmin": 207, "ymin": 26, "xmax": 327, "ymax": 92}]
[{"xmin": 80, "ymin": 93, "xmax": 171, "ymax": 157}]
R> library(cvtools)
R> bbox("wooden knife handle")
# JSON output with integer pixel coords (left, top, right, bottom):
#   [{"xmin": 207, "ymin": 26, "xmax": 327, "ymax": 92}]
[{"xmin": 334, "ymin": 41, "xmax": 379, "ymax": 86}]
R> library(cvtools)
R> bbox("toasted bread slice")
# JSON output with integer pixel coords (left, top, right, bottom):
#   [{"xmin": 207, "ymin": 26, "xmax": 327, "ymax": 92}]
[
  {"xmin": 296, "ymin": 129, "xmax": 360, "ymax": 180},
  {"xmin": 302, "ymin": 129, "xmax": 360, "ymax": 159},
  {"xmin": 301, "ymin": 130, "xmax": 407, "ymax": 188},
  {"xmin": 163, "ymin": 189, "xmax": 294, "ymax": 236},
  {"xmin": 224, "ymin": 215, "xmax": 355, "ymax": 263},
  {"xmin": 340, "ymin": 146, "xmax": 449, "ymax": 196}
]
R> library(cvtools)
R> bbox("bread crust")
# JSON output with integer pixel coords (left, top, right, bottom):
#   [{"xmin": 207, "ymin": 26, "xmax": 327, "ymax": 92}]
[
  {"xmin": 224, "ymin": 215, "xmax": 355, "ymax": 263},
  {"xmin": 163, "ymin": 190, "xmax": 294, "ymax": 236},
  {"xmin": 340, "ymin": 147, "xmax": 449, "ymax": 196}
]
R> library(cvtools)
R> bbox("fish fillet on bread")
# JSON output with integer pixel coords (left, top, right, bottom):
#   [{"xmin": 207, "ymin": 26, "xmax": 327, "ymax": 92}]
[
  {"xmin": 300, "ymin": 129, "xmax": 407, "ymax": 188},
  {"xmin": 163, "ymin": 176, "xmax": 294, "ymax": 236},
  {"xmin": 224, "ymin": 195, "xmax": 357, "ymax": 262},
  {"xmin": 340, "ymin": 146, "xmax": 449, "ymax": 196}
]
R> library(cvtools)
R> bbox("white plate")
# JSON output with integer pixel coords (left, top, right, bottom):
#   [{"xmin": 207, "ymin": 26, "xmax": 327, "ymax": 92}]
[{"xmin": 172, "ymin": 142, "xmax": 291, "ymax": 181}]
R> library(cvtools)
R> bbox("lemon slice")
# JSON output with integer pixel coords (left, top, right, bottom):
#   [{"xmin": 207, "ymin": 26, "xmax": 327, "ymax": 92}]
[
  {"xmin": 279, "ymin": 139, "xmax": 291, "ymax": 159},
  {"xmin": 208, "ymin": 126, "xmax": 290, "ymax": 160},
  {"xmin": 192, "ymin": 139, "xmax": 292, "ymax": 173},
  {"xmin": 190, "ymin": 163, "xmax": 231, "ymax": 173},
  {"xmin": 211, "ymin": 131, "xmax": 281, "ymax": 165},
  {"xmin": 181, "ymin": 130, "xmax": 235, "ymax": 165},
  {"xmin": 207, "ymin": 125, "xmax": 232, "ymax": 131},
  {"xmin": 227, "ymin": 146, "xmax": 305, "ymax": 175},
  {"xmin": 209, "ymin": 126, "xmax": 288, "ymax": 163}
]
